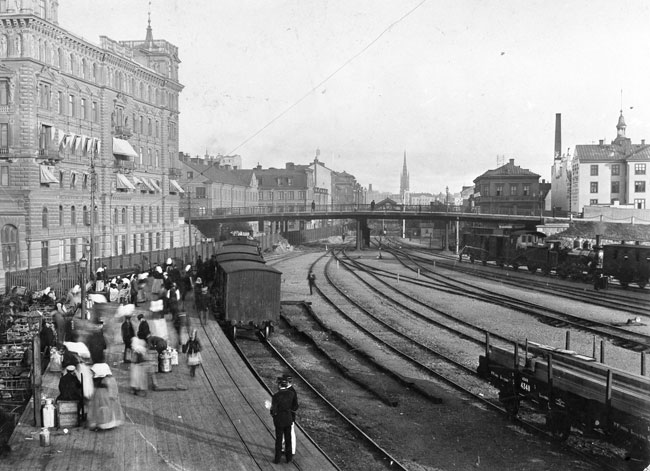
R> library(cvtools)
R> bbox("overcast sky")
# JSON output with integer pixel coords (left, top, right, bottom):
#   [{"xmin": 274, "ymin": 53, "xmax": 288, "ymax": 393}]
[{"xmin": 60, "ymin": 0, "xmax": 650, "ymax": 194}]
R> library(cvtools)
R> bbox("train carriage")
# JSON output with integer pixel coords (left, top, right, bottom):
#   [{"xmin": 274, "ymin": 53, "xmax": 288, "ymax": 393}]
[
  {"xmin": 603, "ymin": 243, "xmax": 650, "ymax": 289},
  {"xmin": 215, "ymin": 259, "xmax": 281, "ymax": 340}
]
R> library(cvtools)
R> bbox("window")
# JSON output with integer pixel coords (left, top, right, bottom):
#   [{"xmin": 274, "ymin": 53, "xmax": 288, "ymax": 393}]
[
  {"xmin": 41, "ymin": 241, "xmax": 49, "ymax": 268},
  {"xmin": 70, "ymin": 172, "xmax": 77, "ymax": 189},
  {"xmin": 82, "ymin": 174, "xmax": 88, "ymax": 189},
  {"xmin": 495, "ymin": 184, "xmax": 503, "ymax": 196},
  {"xmin": 141, "ymin": 205, "xmax": 145, "ymax": 224},
  {"xmin": 121, "ymin": 235, "xmax": 126, "ymax": 255},
  {"xmin": 0, "ymin": 166, "xmax": 7, "ymax": 186},
  {"xmin": 187, "ymin": 171, "xmax": 193, "ymax": 179},
  {"xmin": 196, "ymin": 187, "xmax": 206, "ymax": 199},
  {"xmin": 590, "ymin": 164, "xmax": 598, "ymax": 176},
  {"xmin": 70, "ymin": 238, "xmax": 76, "ymax": 261},
  {"xmin": 149, "ymin": 207, "xmax": 153, "ymax": 224},
  {"xmin": 133, "ymin": 234, "xmax": 137, "ymax": 253},
  {"xmin": 611, "ymin": 181, "xmax": 620, "ymax": 193},
  {"xmin": 70, "ymin": 205, "xmax": 76, "ymax": 225},
  {"xmin": 83, "ymin": 206, "xmax": 90, "ymax": 226},
  {"xmin": 148, "ymin": 233, "xmax": 153, "ymax": 251},
  {"xmin": 170, "ymin": 207, "xmax": 174, "ymax": 223},
  {"xmin": 634, "ymin": 199, "xmax": 646, "ymax": 209},
  {"xmin": 0, "ymin": 123, "xmax": 8, "ymax": 150},
  {"xmin": 288, "ymin": 191, "xmax": 294, "ymax": 200},
  {"xmin": 509, "ymin": 184, "xmax": 517, "ymax": 196},
  {"xmin": 156, "ymin": 232, "xmax": 161, "ymax": 249},
  {"xmin": 611, "ymin": 164, "xmax": 620, "ymax": 176},
  {"xmin": 57, "ymin": 92, "xmax": 63, "ymax": 114},
  {"xmin": 635, "ymin": 163, "xmax": 646, "ymax": 175},
  {"xmin": 42, "ymin": 207, "xmax": 48, "ymax": 228},
  {"xmin": 68, "ymin": 94, "xmax": 74, "ymax": 116},
  {"xmin": 0, "ymin": 80, "xmax": 8, "ymax": 105},
  {"xmin": 92, "ymin": 102, "xmax": 98, "ymax": 122},
  {"xmin": 590, "ymin": 199, "xmax": 598, "ymax": 205},
  {"xmin": 59, "ymin": 205, "xmax": 63, "ymax": 225},
  {"xmin": 121, "ymin": 207, "xmax": 127, "ymax": 224},
  {"xmin": 590, "ymin": 182, "xmax": 598, "ymax": 193},
  {"xmin": 140, "ymin": 232, "xmax": 145, "ymax": 251},
  {"xmin": 635, "ymin": 181, "xmax": 646, "ymax": 192},
  {"xmin": 148, "ymin": 118, "xmax": 152, "ymax": 136},
  {"xmin": 522, "ymin": 184, "xmax": 529, "ymax": 196},
  {"xmin": 133, "ymin": 206, "xmax": 137, "ymax": 224},
  {"xmin": 278, "ymin": 191, "xmax": 284, "ymax": 200},
  {"xmin": 80, "ymin": 98, "xmax": 86, "ymax": 120},
  {"xmin": 114, "ymin": 208, "xmax": 118, "ymax": 225},
  {"xmin": 1, "ymin": 224, "xmax": 18, "ymax": 269},
  {"xmin": 156, "ymin": 207, "xmax": 160, "ymax": 223}
]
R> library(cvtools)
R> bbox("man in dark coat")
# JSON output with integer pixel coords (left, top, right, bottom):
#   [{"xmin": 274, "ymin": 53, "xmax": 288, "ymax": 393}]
[
  {"xmin": 121, "ymin": 315, "xmax": 135, "ymax": 363},
  {"xmin": 147, "ymin": 335, "xmax": 167, "ymax": 354},
  {"xmin": 57, "ymin": 365, "xmax": 83, "ymax": 402},
  {"xmin": 85, "ymin": 326, "xmax": 107, "ymax": 364},
  {"xmin": 271, "ymin": 378, "xmax": 299, "ymax": 464},
  {"xmin": 137, "ymin": 314, "xmax": 150, "ymax": 340},
  {"xmin": 307, "ymin": 272, "xmax": 316, "ymax": 295}
]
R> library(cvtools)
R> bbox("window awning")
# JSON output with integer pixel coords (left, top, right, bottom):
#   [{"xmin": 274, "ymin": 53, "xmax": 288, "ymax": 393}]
[
  {"xmin": 40, "ymin": 166, "xmax": 59, "ymax": 184},
  {"xmin": 169, "ymin": 179, "xmax": 185, "ymax": 193},
  {"xmin": 112, "ymin": 138, "xmax": 138, "ymax": 160},
  {"xmin": 149, "ymin": 179, "xmax": 162, "ymax": 192},
  {"xmin": 140, "ymin": 177, "xmax": 155, "ymax": 192},
  {"xmin": 131, "ymin": 175, "xmax": 143, "ymax": 186},
  {"xmin": 116, "ymin": 173, "xmax": 136, "ymax": 190}
]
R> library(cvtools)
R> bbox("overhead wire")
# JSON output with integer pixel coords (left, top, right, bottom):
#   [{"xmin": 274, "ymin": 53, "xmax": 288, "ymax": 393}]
[{"xmin": 196, "ymin": 0, "xmax": 429, "ymax": 177}]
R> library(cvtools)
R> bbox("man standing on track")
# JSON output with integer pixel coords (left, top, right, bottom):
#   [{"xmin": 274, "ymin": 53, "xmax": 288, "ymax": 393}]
[
  {"xmin": 307, "ymin": 271, "xmax": 316, "ymax": 295},
  {"xmin": 271, "ymin": 377, "xmax": 299, "ymax": 464}
]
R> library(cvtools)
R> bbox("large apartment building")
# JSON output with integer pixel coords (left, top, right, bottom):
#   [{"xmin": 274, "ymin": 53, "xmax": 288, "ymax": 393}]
[{"xmin": 0, "ymin": 0, "xmax": 183, "ymax": 287}]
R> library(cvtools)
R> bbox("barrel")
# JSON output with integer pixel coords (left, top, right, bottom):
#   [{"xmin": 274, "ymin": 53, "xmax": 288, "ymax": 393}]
[{"xmin": 158, "ymin": 351, "xmax": 172, "ymax": 373}]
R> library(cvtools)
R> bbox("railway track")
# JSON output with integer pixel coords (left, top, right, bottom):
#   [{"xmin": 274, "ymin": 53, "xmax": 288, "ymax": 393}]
[
  {"xmin": 233, "ymin": 316, "xmax": 408, "ymax": 471},
  {"xmin": 389, "ymin": 239, "xmax": 650, "ymax": 316},
  {"xmin": 372, "ymin": 243, "xmax": 650, "ymax": 355}
]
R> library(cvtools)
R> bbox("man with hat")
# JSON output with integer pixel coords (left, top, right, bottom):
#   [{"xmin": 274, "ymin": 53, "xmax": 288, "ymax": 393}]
[
  {"xmin": 121, "ymin": 312, "xmax": 136, "ymax": 363},
  {"xmin": 57, "ymin": 365, "xmax": 83, "ymax": 402},
  {"xmin": 136, "ymin": 313, "xmax": 150, "ymax": 340},
  {"xmin": 270, "ymin": 377, "xmax": 299, "ymax": 464}
]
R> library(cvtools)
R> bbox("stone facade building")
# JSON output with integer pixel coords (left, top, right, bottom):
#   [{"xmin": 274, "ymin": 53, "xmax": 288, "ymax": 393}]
[
  {"xmin": 571, "ymin": 111, "xmax": 650, "ymax": 212},
  {"xmin": 0, "ymin": 0, "xmax": 183, "ymax": 288}
]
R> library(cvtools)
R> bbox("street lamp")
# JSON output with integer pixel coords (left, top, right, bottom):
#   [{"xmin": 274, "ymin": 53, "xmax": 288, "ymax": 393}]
[{"xmin": 79, "ymin": 255, "xmax": 88, "ymax": 320}]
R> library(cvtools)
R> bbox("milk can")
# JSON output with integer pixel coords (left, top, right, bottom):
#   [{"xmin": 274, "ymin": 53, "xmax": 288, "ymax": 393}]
[
  {"xmin": 158, "ymin": 350, "xmax": 172, "ymax": 373},
  {"xmin": 39, "ymin": 427, "xmax": 50, "ymax": 447},
  {"xmin": 42, "ymin": 398, "xmax": 56, "ymax": 429}
]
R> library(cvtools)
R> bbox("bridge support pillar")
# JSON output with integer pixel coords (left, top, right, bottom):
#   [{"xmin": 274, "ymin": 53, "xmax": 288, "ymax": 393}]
[{"xmin": 356, "ymin": 217, "xmax": 369, "ymax": 249}]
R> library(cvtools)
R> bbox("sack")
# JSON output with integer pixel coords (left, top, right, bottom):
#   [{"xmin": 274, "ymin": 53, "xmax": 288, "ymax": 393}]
[
  {"xmin": 181, "ymin": 342, "xmax": 188, "ymax": 354},
  {"xmin": 187, "ymin": 352, "xmax": 201, "ymax": 366}
]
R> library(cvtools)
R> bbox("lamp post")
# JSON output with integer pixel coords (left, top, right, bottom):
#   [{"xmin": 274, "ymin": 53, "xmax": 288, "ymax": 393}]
[{"xmin": 79, "ymin": 255, "xmax": 88, "ymax": 320}]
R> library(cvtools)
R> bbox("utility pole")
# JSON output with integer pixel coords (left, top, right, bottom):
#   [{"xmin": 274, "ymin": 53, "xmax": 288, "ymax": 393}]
[{"xmin": 187, "ymin": 190, "xmax": 192, "ymax": 263}]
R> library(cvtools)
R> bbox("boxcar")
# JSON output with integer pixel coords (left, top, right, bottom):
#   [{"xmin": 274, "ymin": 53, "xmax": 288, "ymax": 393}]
[
  {"xmin": 215, "ymin": 260, "xmax": 281, "ymax": 339},
  {"xmin": 603, "ymin": 243, "xmax": 650, "ymax": 288}
]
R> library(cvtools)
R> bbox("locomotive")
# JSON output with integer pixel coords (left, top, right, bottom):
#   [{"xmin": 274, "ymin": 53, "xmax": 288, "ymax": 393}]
[
  {"xmin": 477, "ymin": 336, "xmax": 650, "ymax": 458},
  {"xmin": 458, "ymin": 229, "xmax": 596, "ymax": 279}
]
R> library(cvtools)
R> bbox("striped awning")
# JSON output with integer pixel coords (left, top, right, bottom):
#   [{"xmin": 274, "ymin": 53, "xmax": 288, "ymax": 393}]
[
  {"xmin": 40, "ymin": 166, "xmax": 59, "ymax": 184},
  {"xmin": 149, "ymin": 179, "xmax": 162, "ymax": 192},
  {"xmin": 131, "ymin": 175, "xmax": 143, "ymax": 186},
  {"xmin": 112, "ymin": 138, "xmax": 138, "ymax": 160},
  {"xmin": 140, "ymin": 178, "xmax": 155, "ymax": 192},
  {"xmin": 116, "ymin": 173, "xmax": 136, "ymax": 190},
  {"xmin": 169, "ymin": 179, "xmax": 185, "ymax": 193}
]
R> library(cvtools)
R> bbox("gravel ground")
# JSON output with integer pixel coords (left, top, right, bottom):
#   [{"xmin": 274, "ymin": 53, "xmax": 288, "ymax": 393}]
[{"xmin": 269, "ymin": 241, "xmax": 649, "ymax": 471}]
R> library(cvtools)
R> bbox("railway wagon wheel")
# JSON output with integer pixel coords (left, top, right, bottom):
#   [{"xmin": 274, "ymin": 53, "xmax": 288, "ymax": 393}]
[
  {"xmin": 469, "ymin": 255, "xmax": 475, "ymax": 264},
  {"xmin": 547, "ymin": 409, "xmax": 571, "ymax": 441},
  {"xmin": 511, "ymin": 263, "xmax": 519, "ymax": 271},
  {"xmin": 527, "ymin": 264, "xmax": 537, "ymax": 273}
]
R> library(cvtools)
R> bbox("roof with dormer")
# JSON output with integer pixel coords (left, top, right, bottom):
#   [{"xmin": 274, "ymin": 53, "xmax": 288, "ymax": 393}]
[{"xmin": 574, "ymin": 142, "xmax": 650, "ymax": 163}]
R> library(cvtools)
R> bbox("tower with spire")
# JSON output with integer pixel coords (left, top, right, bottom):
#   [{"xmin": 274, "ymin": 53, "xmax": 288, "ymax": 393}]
[{"xmin": 399, "ymin": 152, "xmax": 409, "ymax": 201}]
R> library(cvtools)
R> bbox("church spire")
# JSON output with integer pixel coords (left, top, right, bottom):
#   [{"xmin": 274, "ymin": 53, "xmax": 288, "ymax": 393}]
[
  {"xmin": 400, "ymin": 151, "xmax": 409, "ymax": 196},
  {"xmin": 145, "ymin": 1, "xmax": 154, "ymax": 46}
]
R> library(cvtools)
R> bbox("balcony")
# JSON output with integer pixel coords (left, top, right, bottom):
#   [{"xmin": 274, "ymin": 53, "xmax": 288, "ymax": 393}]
[
  {"xmin": 114, "ymin": 159, "xmax": 135, "ymax": 170},
  {"xmin": 38, "ymin": 146, "xmax": 63, "ymax": 161},
  {"xmin": 113, "ymin": 126, "xmax": 133, "ymax": 139}
]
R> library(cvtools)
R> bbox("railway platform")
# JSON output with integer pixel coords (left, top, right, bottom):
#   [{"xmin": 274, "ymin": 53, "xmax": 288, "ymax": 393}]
[{"xmin": 2, "ymin": 308, "xmax": 338, "ymax": 470}]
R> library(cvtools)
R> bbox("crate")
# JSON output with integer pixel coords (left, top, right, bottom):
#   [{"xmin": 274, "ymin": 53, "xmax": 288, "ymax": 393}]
[{"xmin": 56, "ymin": 400, "xmax": 80, "ymax": 427}]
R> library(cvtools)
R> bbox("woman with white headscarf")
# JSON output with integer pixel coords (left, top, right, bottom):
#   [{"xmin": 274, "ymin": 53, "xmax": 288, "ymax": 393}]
[{"xmin": 87, "ymin": 363, "xmax": 124, "ymax": 430}]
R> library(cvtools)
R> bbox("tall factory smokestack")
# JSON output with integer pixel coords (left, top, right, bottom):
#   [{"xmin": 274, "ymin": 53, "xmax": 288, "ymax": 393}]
[{"xmin": 554, "ymin": 113, "xmax": 562, "ymax": 159}]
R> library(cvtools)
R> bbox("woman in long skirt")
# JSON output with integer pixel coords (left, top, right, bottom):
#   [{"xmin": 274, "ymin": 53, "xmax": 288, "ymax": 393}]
[
  {"xmin": 185, "ymin": 329, "xmax": 202, "ymax": 377},
  {"xmin": 87, "ymin": 363, "xmax": 124, "ymax": 430},
  {"xmin": 129, "ymin": 337, "xmax": 149, "ymax": 395}
]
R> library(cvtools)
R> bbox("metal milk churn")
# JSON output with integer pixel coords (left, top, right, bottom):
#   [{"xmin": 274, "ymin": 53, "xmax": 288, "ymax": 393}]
[
  {"xmin": 42, "ymin": 398, "xmax": 56, "ymax": 428},
  {"xmin": 39, "ymin": 427, "xmax": 50, "ymax": 447}
]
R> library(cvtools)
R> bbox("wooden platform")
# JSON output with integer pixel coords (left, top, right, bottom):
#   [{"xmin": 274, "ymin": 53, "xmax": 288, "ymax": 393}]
[{"xmin": 2, "ymin": 307, "xmax": 338, "ymax": 470}]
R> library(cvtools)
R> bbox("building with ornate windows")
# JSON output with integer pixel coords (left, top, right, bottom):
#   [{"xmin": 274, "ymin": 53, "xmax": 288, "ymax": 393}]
[
  {"xmin": 571, "ymin": 111, "xmax": 650, "ymax": 213},
  {"xmin": 0, "ymin": 0, "xmax": 183, "ymax": 289}
]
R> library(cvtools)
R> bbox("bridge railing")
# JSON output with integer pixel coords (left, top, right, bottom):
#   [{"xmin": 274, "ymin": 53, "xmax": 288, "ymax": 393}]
[{"xmin": 179, "ymin": 203, "xmax": 545, "ymax": 219}]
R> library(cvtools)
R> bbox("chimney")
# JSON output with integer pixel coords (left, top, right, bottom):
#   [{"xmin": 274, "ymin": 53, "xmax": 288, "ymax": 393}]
[
  {"xmin": 642, "ymin": 139, "xmax": 646, "ymax": 145},
  {"xmin": 554, "ymin": 113, "xmax": 561, "ymax": 158},
  {"xmin": 599, "ymin": 139, "xmax": 604, "ymax": 145},
  {"xmin": 509, "ymin": 158, "xmax": 515, "ymax": 165}
]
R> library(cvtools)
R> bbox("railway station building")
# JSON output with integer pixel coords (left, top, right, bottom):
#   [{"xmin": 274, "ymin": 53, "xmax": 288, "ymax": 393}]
[{"xmin": 0, "ymin": 0, "xmax": 184, "ymax": 289}]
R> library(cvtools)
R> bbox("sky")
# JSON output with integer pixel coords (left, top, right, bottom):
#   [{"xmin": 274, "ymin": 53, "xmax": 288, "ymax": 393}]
[{"xmin": 59, "ymin": 1, "xmax": 650, "ymax": 195}]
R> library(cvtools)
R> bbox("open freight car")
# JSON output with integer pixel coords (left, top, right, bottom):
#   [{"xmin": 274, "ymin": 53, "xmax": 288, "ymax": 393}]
[
  {"xmin": 215, "ymin": 260, "xmax": 281, "ymax": 340},
  {"xmin": 477, "ymin": 336, "xmax": 650, "ymax": 459}
]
